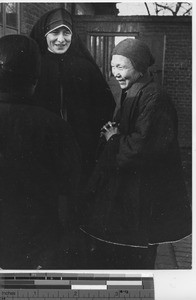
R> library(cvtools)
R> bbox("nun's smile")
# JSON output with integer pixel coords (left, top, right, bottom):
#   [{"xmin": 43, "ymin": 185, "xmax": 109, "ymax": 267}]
[{"xmin": 46, "ymin": 26, "xmax": 72, "ymax": 54}]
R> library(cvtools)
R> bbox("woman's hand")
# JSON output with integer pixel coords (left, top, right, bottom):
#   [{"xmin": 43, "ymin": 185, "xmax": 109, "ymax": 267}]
[{"xmin": 100, "ymin": 121, "xmax": 119, "ymax": 141}]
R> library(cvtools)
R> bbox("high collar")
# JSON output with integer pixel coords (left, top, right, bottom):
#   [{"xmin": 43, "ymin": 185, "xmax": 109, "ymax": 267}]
[
  {"xmin": 125, "ymin": 71, "xmax": 153, "ymax": 99},
  {"xmin": 45, "ymin": 49, "xmax": 72, "ymax": 63}
]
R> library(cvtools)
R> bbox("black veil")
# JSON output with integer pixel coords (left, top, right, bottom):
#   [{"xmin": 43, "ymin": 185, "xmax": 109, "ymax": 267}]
[{"xmin": 30, "ymin": 8, "xmax": 102, "ymax": 74}]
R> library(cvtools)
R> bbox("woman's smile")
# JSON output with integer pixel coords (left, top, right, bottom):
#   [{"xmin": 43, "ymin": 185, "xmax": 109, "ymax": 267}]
[
  {"xmin": 54, "ymin": 43, "xmax": 66, "ymax": 49},
  {"xmin": 46, "ymin": 26, "xmax": 72, "ymax": 54}
]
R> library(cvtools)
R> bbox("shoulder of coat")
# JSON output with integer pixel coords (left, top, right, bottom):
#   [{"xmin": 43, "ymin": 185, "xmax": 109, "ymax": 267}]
[
  {"xmin": 138, "ymin": 83, "xmax": 171, "ymax": 112},
  {"xmin": 140, "ymin": 81, "xmax": 169, "ymax": 101}
]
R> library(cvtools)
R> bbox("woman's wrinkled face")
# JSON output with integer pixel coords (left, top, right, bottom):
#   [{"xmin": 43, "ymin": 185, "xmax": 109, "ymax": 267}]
[
  {"xmin": 111, "ymin": 55, "xmax": 141, "ymax": 90},
  {"xmin": 46, "ymin": 26, "xmax": 72, "ymax": 54}
]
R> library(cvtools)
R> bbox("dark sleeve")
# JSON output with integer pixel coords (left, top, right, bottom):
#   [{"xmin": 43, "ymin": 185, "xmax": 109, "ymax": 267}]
[
  {"xmin": 74, "ymin": 58, "xmax": 115, "ymax": 131},
  {"xmin": 47, "ymin": 118, "xmax": 81, "ymax": 196},
  {"xmin": 86, "ymin": 91, "xmax": 178, "ymax": 194},
  {"xmin": 67, "ymin": 57, "xmax": 116, "ymax": 163},
  {"xmin": 88, "ymin": 62, "xmax": 116, "ymax": 126},
  {"xmin": 116, "ymin": 92, "xmax": 178, "ymax": 168}
]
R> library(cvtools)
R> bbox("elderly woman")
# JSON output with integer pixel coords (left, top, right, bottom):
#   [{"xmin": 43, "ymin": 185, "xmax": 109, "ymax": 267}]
[
  {"xmin": 80, "ymin": 38, "xmax": 192, "ymax": 269},
  {"xmin": 30, "ymin": 8, "xmax": 115, "ymax": 182}
]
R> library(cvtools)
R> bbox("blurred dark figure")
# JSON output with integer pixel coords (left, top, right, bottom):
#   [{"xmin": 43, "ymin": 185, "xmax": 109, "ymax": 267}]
[
  {"xmin": 30, "ymin": 8, "xmax": 115, "ymax": 183},
  {"xmin": 0, "ymin": 34, "xmax": 81, "ymax": 269}
]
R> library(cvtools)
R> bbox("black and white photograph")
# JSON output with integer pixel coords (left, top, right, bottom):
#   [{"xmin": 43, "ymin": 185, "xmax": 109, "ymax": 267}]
[{"xmin": 0, "ymin": 0, "xmax": 192, "ymax": 275}]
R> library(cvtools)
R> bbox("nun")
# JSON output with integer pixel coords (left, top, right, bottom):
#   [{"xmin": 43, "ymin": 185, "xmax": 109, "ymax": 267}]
[{"xmin": 30, "ymin": 8, "xmax": 115, "ymax": 182}]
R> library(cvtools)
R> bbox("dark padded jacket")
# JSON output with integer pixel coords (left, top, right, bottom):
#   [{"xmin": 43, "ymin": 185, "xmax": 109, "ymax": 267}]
[
  {"xmin": 0, "ymin": 92, "xmax": 80, "ymax": 269},
  {"xmin": 81, "ymin": 72, "xmax": 192, "ymax": 247}
]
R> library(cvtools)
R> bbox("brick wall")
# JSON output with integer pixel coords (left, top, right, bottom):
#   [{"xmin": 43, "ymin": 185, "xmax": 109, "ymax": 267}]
[
  {"xmin": 20, "ymin": 3, "xmax": 63, "ymax": 35},
  {"xmin": 73, "ymin": 16, "xmax": 192, "ymax": 149},
  {"xmin": 163, "ymin": 24, "xmax": 192, "ymax": 149},
  {"xmin": 18, "ymin": 7, "xmax": 192, "ymax": 149}
]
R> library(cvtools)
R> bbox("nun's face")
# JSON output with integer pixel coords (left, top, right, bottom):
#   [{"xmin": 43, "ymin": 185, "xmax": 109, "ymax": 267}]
[
  {"xmin": 46, "ymin": 26, "xmax": 72, "ymax": 54},
  {"xmin": 111, "ymin": 55, "xmax": 141, "ymax": 90}
]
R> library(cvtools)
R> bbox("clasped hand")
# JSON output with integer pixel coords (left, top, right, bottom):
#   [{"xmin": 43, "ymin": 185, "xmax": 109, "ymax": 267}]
[{"xmin": 100, "ymin": 121, "xmax": 119, "ymax": 141}]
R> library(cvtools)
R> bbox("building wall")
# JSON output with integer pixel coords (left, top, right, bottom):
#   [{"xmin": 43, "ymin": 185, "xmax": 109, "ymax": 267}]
[
  {"xmin": 73, "ymin": 16, "xmax": 192, "ymax": 149},
  {"xmin": 18, "ymin": 5, "xmax": 192, "ymax": 149},
  {"xmin": 74, "ymin": 3, "xmax": 95, "ymax": 15},
  {"xmin": 20, "ymin": 3, "xmax": 63, "ymax": 35}
]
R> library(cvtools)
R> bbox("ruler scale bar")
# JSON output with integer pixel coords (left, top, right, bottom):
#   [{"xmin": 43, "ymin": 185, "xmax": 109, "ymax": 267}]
[
  {"xmin": 0, "ymin": 274, "xmax": 154, "ymax": 299},
  {"xmin": 0, "ymin": 272, "xmax": 142, "ymax": 280},
  {"xmin": 0, "ymin": 290, "xmax": 154, "ymax": 298}
]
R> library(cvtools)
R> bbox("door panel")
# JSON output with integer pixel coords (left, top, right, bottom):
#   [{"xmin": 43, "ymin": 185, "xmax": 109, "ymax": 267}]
[{"xmin": 87, "ymin": 32, "xmax": 166, "ymax": 86}]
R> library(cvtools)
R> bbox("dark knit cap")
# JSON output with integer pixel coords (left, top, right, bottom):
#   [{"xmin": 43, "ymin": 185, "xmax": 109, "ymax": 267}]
[
  {"xmin": 112, "ymin": 38, "xmax": 155, "ymax": 73},
  {"xmin": 0, "ymin": 34, "xmax": 40, "ymax": 89},
  {"xmin": 44, "ymin": 8, "xmax": 72, "ymax": 36}
]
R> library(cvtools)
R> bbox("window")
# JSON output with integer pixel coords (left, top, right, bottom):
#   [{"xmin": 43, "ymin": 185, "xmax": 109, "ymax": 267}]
[
  {"xmin": 0, "ymin": 4, "xmax": 3, "ymax": 37},
  {"xmin": 87, "ymin": 32, "xmax": 165, "ymax": 88},
  {"xmin": 88, "ymin": 33, "xmax": 137, "ymax": 81},
  {"xmin": 0, "ymin": 4, "xmax": 3, "ymax": 24},
  {"xmin": 0, "ymin": 3, "xmax": 20, "ymax": 37}
]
